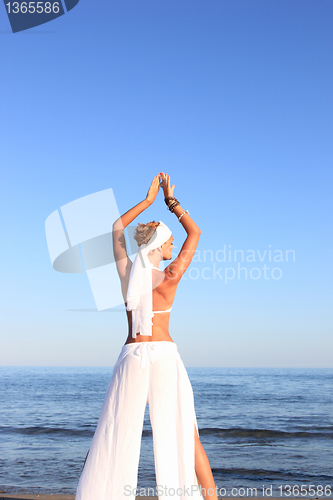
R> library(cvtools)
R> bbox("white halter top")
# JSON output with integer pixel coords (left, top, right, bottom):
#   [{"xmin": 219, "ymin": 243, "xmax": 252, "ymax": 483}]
[{"xmin": 151, "ymin": 266, "xmax": 173, "ymax": 314}]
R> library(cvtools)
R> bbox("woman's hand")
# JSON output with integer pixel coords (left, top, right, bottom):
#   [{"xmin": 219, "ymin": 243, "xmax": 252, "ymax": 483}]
[
  {"xmin": 160, "ymin": 173, "xmax": 175, "ymax": 199},
  {"xmin": 145, "ymin": 175, "xmax": 161, "ymax": 204}
]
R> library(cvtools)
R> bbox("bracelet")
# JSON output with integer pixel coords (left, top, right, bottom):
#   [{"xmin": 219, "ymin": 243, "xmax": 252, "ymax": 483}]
[
  {"xmin": 165, "ymin": 196, "xmax": 176, "ymax": 203},
  {"xmin": 169, "ymin": 201, "xmax": 180, "ymax": 212},
  {"xmin": 178, "ymin": 210, "xmax": 189, "ymax": 221},
  {"xmin": 164, "ymin": 196, "xmax": 176, "ymax": 206},
  {"xmin": 165, "ymin": 197, "xmax": 180, "ymax": 213}
]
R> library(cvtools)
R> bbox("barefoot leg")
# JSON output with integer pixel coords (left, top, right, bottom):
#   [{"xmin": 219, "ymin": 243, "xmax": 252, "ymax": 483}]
[{"xmin": 194, "ymin": 426, "xmax": 219, "ymax": 500}]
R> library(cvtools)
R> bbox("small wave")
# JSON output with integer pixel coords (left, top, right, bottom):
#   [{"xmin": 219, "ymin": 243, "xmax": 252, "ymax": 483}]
[
  {"xmin": 212, "ymin": 466, "xmax": 333, "ymax": 482},
  {"xmin": 0, "ymin": 426, "xmax": 94, "ymax": 437},
  {"xmin": 199, "ymin": 427, "xmax": 333, "ymax": 439},
  {"xmin": 0, "ymin": 426, "xmax": 154, "ymax": 438},
  {"xmin": 1, "ymin": 425, "xmax": 332, "ymax": 440}
]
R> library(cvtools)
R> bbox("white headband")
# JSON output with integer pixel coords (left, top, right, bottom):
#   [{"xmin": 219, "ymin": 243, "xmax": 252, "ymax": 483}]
[{"xmin": 126, "ymin": 220, "xmax": 172, "ymax": 337}]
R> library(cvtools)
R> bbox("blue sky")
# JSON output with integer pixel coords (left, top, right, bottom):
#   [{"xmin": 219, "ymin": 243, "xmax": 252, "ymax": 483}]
[{"xmin": 0, "ymin": 0, "xmax": 332, "ymax": 367}]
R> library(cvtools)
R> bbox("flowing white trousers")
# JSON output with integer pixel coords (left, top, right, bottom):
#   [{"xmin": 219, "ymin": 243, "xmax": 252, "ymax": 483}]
[{"xmin": 75, "ymin": 341, "xmax": 205, "ymax": 500}]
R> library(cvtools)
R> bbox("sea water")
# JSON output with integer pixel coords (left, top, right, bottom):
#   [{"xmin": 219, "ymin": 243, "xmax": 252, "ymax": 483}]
[{"xmin": 0, "ymin": 366, "xmax": 332, "ymax": 496}]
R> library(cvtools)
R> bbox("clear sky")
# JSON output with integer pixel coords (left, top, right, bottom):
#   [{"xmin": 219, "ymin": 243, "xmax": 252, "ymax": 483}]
[{"xmin": 0, "ymin": 0, "xmax": 332, "ymax": 367}]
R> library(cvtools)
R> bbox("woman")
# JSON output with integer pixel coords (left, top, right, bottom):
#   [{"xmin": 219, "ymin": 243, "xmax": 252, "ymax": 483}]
[{"xmin": 75, "ymin": 173, "xmax": 218, "ymax": 500}]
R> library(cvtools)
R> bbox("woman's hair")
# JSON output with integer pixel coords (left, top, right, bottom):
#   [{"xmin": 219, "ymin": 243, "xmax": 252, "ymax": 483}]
[{"xmin": 134, "ymin": 221, "xmax": 160, "ymax": 247}]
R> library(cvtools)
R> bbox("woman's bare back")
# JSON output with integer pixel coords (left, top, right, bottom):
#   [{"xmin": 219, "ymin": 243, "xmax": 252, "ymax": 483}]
[{"xmin": 122, "ymin": 265, "xmax": 179, "ymax": 344}]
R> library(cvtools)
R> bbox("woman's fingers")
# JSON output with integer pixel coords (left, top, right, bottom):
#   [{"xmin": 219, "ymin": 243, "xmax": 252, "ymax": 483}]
[
  {"xmin": 159, "ymin": 173, "xmax": 174, "ymax": 197},
  {"xmin": 146, "ymin": 174, "xmax": 163, "ymax": 203}
]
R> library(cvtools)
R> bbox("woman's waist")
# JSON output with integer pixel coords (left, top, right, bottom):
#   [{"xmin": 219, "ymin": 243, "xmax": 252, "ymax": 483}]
[
  {"xmin": 124, "ymin": 340, "xmax": 176, "ymax": 346},
  {"xmin": 114, "ymin": 340, "xmax": 181, "ymax": 371},
  {"xmin": 126, "ymin": 325, "xmax": 173, "ymax": 344},
  {"xmin": 124, "ymin": 338, "xmax": 176, "ymax": 347},
  {"xmin": 120, "ymin": 340, "xmax": 179, "ymax": 359}
]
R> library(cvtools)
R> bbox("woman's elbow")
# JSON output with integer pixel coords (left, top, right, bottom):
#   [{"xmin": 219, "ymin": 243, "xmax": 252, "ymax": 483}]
[{"xmin": 188, "ymin": 229, "xmax": 201, "ymax": 236}]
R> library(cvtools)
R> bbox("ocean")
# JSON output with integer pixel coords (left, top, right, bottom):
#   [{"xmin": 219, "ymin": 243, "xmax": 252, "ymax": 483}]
[{"xmin": 0, "ymin": 366, "xmax": 332, "ymax": 497}]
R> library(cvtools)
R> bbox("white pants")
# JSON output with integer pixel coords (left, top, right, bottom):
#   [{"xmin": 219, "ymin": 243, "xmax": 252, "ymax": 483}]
[{"xmin": 75, "ymin": 341, "xmax": 205, "ymax": 500}]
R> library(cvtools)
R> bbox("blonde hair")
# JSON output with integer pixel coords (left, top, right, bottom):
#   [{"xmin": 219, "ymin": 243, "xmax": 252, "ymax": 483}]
[{"xmin": 134, "ymin": 221, "xmax": 160, "ymax": 247}]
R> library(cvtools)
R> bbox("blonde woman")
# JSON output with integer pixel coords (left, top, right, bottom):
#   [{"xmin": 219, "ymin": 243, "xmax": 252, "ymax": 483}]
[{"xmin": 75, "ymin": 173, "xmax": 218, "ymax": 500}]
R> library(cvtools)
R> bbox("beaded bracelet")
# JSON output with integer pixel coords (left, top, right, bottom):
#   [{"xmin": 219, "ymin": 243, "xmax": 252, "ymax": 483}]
[{"xmin": 178, "ymin": 210, "xmax": 189, "ymax": 221}]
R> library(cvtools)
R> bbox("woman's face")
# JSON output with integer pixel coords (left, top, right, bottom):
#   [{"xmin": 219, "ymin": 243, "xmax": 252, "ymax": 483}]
[{"xmin": 162, "ymin": 235, "xmax": 174, "ymax": 260}]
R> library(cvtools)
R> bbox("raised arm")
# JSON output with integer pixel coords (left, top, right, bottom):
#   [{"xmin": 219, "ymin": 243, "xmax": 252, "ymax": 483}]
[
  {"xmin": 161, "ymin": 173, "xmax": 201, "ymax": 282},
  {"xmin": 112, "ymin": 175, "xmax": 160, "ymax": 279}
]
